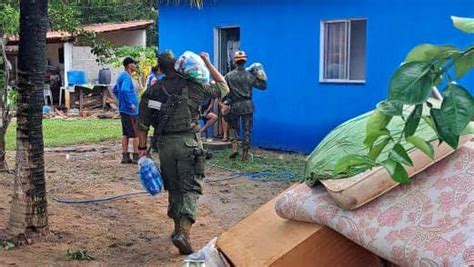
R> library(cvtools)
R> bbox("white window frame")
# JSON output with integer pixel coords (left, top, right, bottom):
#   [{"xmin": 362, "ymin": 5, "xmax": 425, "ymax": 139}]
[{"xmin": 319, "ymin": 18, "xmax": 367, "ymax": 84}]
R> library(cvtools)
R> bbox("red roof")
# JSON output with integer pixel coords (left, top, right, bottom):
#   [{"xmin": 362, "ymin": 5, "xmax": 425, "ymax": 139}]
[
  {"xmin": 7, "ymin": 20, "xmax": 154, "ymax": 45},
  {"xmin": 82, "ymin": 20, "xmax": 154, "ymax": 33}
]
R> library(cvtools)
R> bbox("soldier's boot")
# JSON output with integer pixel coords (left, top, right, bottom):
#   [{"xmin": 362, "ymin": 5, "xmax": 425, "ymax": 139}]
[
  {"xmin": 170, "ymin": 219, "xmax": 179, "ymax": 239},
  {"xmin": 172, "ymin": 219, "xmax": 193, "ymax": 255},
  {"xmin": 229, "ymin": 141, "xmax": 239, "ymax": 159},
  {"xmin": 131, "ymin": 153, "xmax": 140, "ymax": 164},
  {"xmin": 242, "ymin": 148, "xmax": 249, "ymax": 161},
  {"xmin": 121, "ymin": 152, "xmax": 132, "ymax": 164}
]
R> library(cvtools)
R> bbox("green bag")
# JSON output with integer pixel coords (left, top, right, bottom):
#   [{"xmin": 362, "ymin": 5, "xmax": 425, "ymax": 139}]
[{"xmin": 304, "ymin": 108, "xmax": 473, "ymax": 187}]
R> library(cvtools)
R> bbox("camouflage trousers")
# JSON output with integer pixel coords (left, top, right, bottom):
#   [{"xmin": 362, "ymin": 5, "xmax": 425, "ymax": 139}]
[
  {"xmin": 228, "ymin": 113, "xmax": 253, "ymax": 149},
  {"xmin": 155, "ymin": 132, "xmax": 205, "ymax": 224}
]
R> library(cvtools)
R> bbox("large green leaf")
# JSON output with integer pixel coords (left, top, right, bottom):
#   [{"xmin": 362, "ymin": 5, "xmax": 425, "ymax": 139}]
[
  {"xmin": 388, "ymin": 62, "xmax": 433, "ymax": 105},
  {"xmin": 365, "ymin": 110, "xmax": 392, "ymax": 148},
  {"xmin": 368, "ymin": 137, "xmax": 391, "ymax": 161},
  {"xmin": 377, "ymin": 101, "xmax": 403, "ymax": 116},
  {"xmin": 367, "ymin": 110, "xmax": 392, "ymax": 130},
  {"xmin": 454, "ymin": 48, "xmax": 474, "ymax": 79},
  {"xmin": 441, "ymin": 84, "xmax": 474, "ymax": 134},
  {"xmin": 383, "ymin": 159, "xmax": 410, "ymax": 184},
  {"xmin": 404, "ymin": 104, "xmax": 423, "ymax": 137},
  {"xmin": 451, "ymin": 16, "xmax": 474, "ymax": 34},
  {"xmin": 406, "ymin": 135, "xmax": 434, "ymax": 159},
  {"xmin": 422, "ymin": 116, "xmax": 438, "ymax": 134},
  {"xmin": 333, "ymin": 155, "xmax": 375, "ymax": 176},
  {"xmin": 431, "ymin": 108, "xmax": 459, "ymax": 149},
  {"xmin": 364, "ymin": 128, "xmax": 390, "ymax": 148},
  {"xmin": 405, "ymin": 44, "xmax": 459, "ymax": 63},
  {"xmin": 390, "ymin": 143, "xmax": 414, "ymax": 166}
]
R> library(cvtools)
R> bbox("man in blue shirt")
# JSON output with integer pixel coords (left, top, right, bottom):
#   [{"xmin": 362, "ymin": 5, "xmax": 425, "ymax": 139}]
[
  {"xmin": 145, "ymin": 65, "xmax": 159, "ymax": 89},
  {"xmin": 113, "ymin": 57, "xmax": 140, "ymax": 164}
]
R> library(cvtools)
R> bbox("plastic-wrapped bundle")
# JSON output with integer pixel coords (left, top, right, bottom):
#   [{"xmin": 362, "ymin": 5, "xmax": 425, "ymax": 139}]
[
  {"xmin": 304, "ymin": 106, "xmax": 474, "ymax": 187},
  {"xmin": 138, "ymin": 157, "xmax": 163, "ymax": 196},
  {"xmin": 246, "ymin": 62, "xmax": 267, "ymax": 81},
  {"xmin": 174, "ymin": 51, "xmax": 210, "ymax": 84}
]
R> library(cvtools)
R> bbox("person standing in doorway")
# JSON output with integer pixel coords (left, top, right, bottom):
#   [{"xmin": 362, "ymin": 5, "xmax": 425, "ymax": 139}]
[
  {"xmin": 113, "ymin": 57, "xmax": 140, "ymax": 164},
  {"xmin": 225, "ymin": 50, "xmax": 267, "ymax": 160},
  {"xmin": 199, "ymin": 95, "xmax": 218, "ymax": 140}
]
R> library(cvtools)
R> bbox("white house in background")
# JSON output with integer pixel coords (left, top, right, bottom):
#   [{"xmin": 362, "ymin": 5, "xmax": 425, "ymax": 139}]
[{"xmin": 6, "ymin": 20, "xmax": 153, "ymax": 105}]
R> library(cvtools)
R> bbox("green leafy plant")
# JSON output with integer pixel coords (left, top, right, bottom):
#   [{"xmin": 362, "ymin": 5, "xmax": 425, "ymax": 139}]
[
  {"xmin": 0, "ymin": 241, "xmax": 15, "ymax": 250},
  {"xmin": 109, "ymin": 46, "xmax": 157, "ymax": 90},
  {"xmin": 48, "ymin": 2, "xmax": 81, "ymax": 33},
  {"xmin": 334, "ymin": 17, "xmax": 474, "ymax": 184},
  {"xmin": 90, "ymin": 40, "xmax": 114, "ymax": 67},
  {"xmin": 75, "ymin": 30, "xmax": 96, "ymax": 47},
  {"xmin": 0, "ymin": 4, "xmax": 19, "ymax": 36},
  {"xmin": 7, "ymin": 86, "xmax": 17, "ymax": 108},
  {"xmin": 66, "ymin": 249, "xmax": 95, "ymax": 261}
]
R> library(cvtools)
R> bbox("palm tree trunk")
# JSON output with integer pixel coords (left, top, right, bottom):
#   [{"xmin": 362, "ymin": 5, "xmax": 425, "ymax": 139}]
[
  {"xmin": 8, "ymin": 0, "xmax": 49, "ymax": 235},
  {"xmin": 0, "ymin": 35, "xmax": 12, "ymax": 172}
]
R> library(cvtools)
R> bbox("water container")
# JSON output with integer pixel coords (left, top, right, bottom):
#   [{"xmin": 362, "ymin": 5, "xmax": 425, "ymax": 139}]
[
  {"xmin": 98, "ymin": 68, "xmax": 111, "ymax": 84},
  {"xmin": 246, "ymin": 63, "xmax": 267, "ymax": 81},
  {"xmin": 138, "ymin": 157, "xmax": 163, "ymax": 196},
  {"xmin": 67, "ymin": 70, "xmax": 87, "ymax": 86},
  {"xmin": 42, "ymin": 105, "xmax": 51, "ymax": 114}
]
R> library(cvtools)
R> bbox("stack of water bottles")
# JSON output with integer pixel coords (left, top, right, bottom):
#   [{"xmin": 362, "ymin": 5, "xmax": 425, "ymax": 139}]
[
  {"xmin": 138, "ymin": 157, "xmax": 163, "ymax": 196},
  {"xmin": 246, "ymin": 62, "xmax": 268, "ymax": 81}
]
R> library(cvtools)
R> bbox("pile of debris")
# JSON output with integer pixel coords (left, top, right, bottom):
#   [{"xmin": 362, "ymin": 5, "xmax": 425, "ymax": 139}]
[{"xmin": 43, "ymin": 86, "xmax": 119, "ymax": 120}]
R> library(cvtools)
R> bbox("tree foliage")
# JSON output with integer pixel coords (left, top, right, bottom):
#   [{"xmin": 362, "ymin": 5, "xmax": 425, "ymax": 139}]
[
  {"xmin": 0, "ymin": 4, "xmax": 20, "ymax": 36},
  {"xmin": 334, "ymin": 17, "xmax": 474, "ymax": 184},
  {"xmin": 109, "ymin": 45, "xmax": 157, "ymax": 90}
]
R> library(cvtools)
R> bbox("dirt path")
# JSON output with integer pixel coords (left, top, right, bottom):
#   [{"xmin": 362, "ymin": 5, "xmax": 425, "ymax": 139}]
[{"xmin": 0, "ymin": 142, "xmax": 292, "ymax": 266}]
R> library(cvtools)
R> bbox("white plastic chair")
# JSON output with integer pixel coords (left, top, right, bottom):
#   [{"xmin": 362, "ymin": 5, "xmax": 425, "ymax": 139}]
[{"xmin": 44, "ymin": 84, "xmax": 53, "ymax": 105}]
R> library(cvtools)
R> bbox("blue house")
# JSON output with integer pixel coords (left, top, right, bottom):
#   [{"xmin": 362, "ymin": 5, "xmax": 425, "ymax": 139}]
[{"xmin": 158, "ymin": 0, "xmax": 474, "ymax": 153}]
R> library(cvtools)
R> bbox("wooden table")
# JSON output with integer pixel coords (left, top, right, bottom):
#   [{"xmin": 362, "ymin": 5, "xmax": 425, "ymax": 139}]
[{"xmin": 64, "ymin": 84, "xmax": 114, "ymax": 111}]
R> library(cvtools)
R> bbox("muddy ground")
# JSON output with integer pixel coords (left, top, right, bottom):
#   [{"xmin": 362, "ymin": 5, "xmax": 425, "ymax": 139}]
[{"xmin": 0, "ymin": 142, "xmax": 293, "ymax": 266}]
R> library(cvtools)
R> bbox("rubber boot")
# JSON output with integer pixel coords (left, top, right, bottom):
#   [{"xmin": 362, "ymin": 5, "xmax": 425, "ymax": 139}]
[
  {"xmin": 131, "ymin": 153, "xmax": 140, "ymax": 164},
  {"xmin": 229, "ymin": 141, "xmax": 239, "ymax": 159},
  {"xmin": 242, "ymin": 148, "xmax": 249, "ymax": 161},
  {"xmin": 172, "ymin": 219, "xmax": 193, "ymax": 255},
  {"xmin": 170, "ymin": 218, "xmax": 179, "ymax": 239},
  {"xmin": 121, "ymin": 152, "xmax": 131, "ymax": 164}
]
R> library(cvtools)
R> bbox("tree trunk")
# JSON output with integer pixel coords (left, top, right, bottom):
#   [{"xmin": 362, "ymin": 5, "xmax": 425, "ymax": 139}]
[
  {"xmin": 8, "ymin": 0, "xmax": 49, "ymax": 235},
  {"xmin": 0, "ymin": 37, "xmax": 6, "ymax": 171},
  {"xmin": 0, "ymin": 35, "xmax": 12, "ymax": 172}
]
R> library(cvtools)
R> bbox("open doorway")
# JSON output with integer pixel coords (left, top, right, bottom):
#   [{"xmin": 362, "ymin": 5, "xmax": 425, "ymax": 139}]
[
  {"xmin": 214, "ymin": 26, "xmax": 240, "ymax": 75},
  {"xmin": 209, "ymin": 26, "xmax": 240, "ymax": 141}
]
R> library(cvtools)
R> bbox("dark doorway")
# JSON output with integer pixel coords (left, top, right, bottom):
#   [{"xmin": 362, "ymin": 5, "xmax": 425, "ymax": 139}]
[{"xmin": 215, "ymin": 27, "xmax": 240, "ymax": 75}]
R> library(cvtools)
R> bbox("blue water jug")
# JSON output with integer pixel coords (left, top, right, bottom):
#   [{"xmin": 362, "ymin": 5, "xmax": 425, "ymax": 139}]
[
  {"xmin": 67, "ymin": 70, "xmax": 87, "ymax": 86},
  {"xmin": 138, "ymin": 157, "xmax": 163, "ymax": 196}
]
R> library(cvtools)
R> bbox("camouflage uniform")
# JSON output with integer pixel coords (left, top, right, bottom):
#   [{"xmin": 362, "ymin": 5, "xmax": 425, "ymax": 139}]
[
  {"xmin": 225, "ymin": 65, "xmax": 267, "ymax": 151},
  {"xmin": 137, "ymin": 76, "xmax": 228, "ymax": 252}
]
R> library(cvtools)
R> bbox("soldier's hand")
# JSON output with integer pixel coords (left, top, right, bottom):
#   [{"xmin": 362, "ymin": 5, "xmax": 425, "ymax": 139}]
[
  {"xmin": 200, "ymin": 52, "xmax": 210, "ymax": 62},
  {"xmin": 138, "ymin": 149, "xmax": 149, "ymax": 159}
]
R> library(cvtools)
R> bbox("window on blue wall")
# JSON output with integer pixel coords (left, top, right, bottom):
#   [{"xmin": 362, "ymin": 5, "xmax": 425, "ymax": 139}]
[{"xmin": 320, "ymin": 19, "xmax": 366, "ymax": 83}]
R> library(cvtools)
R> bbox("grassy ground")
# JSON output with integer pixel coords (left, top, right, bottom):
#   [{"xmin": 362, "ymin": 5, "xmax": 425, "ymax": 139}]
[
  {"xmin": 5, "ymin": 118, "xmax": 307, "ymax": 182},
  {"xmin": 6, "ymin": 119, "xmax": 122, "ymax": 150},
  {"xmin": 208, "ymin": 148, "xmax": 306, "ymax": 182}
]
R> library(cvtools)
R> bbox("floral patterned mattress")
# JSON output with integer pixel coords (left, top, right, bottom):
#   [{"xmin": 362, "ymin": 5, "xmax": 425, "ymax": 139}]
[{"xmin": 275, "ymin": 142, "xmax": 474, "ymax": 266}]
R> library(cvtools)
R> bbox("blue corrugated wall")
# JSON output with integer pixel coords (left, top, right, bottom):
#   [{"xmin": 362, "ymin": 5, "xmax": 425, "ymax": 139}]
[{"xmin": 159, "ymin": 0, "xmax": 474, "ymax": 153}]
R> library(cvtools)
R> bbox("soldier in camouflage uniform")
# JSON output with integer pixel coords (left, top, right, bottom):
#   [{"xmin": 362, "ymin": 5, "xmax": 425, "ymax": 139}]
[
  {"xmin": 225, "ymin": 51, "xmax": 267, "ymax": 160},
  {"xmin": 137, "ymin": 51, "xmax": 229, "ymax": 255}
]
